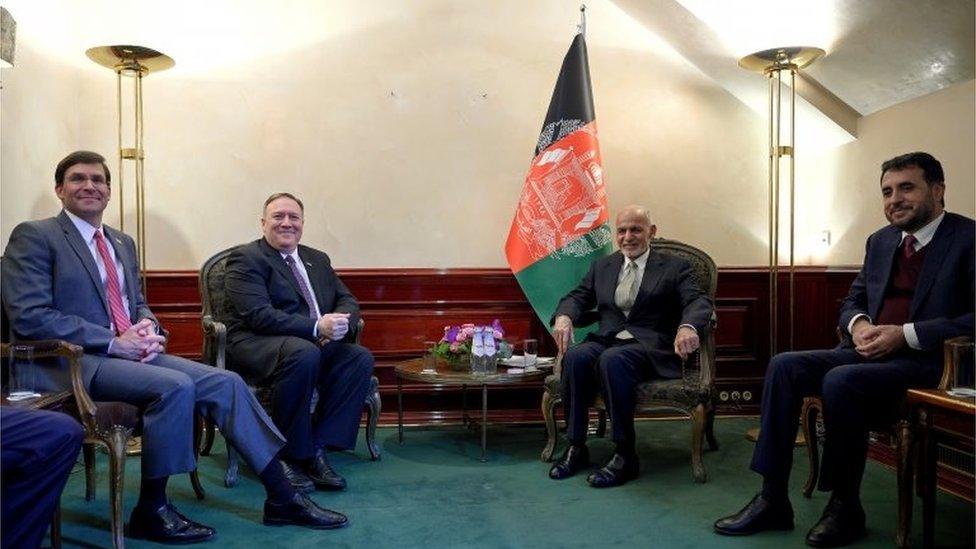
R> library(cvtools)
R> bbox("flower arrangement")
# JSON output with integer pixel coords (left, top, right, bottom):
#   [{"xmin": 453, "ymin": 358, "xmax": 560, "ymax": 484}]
[{"xmin": 434, "ymin": 319, "xmax": 512, "ymax": 369}]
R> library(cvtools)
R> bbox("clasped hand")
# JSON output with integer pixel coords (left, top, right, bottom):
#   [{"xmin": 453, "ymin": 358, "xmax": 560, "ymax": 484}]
[
  {"xmin": 851, "ymin": 319, "xmax": 905, "ymax": 359},
  {"xmin": 317, "ymin": 313, "xmax": 351, "ymax": 345},
  {"xmin": 110, "ymin": 319, "xmax": 165, "ymax": 363}
]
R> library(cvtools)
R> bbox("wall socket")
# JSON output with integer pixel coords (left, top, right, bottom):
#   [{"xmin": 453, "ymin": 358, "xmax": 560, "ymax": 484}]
[{"xmin": 820, "ymin": 230, "xmax": 831, "ymax": 246}]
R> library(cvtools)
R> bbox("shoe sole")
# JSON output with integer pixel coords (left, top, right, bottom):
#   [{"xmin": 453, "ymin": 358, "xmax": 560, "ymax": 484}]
[
  {"xmin": 263, "ymin": 517, "xmax": 349, "ymax": 530},
  {"xmin": 127, "ymin": 530, "xmax": 217, "ymax": 545},
  {"xmin": 805, "ymin": 528, "xmax": 866, "ymax": 547},
  {"xmin": 713, "ymin": 523, "xmax": 795, "ymax": 536}
]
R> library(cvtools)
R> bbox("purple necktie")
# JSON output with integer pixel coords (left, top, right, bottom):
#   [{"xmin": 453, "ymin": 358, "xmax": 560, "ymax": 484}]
[
  {"xmin": 284, "ymin": 255, "xmax": 317, "ymax": 319},
  {"xmin": 902, "ymin": 234, "xmax": 918, "ymax": 259}
]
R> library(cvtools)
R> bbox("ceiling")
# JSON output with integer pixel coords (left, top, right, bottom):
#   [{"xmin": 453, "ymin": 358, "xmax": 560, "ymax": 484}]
[{"xmin": 614, "ymin": 0, "xmax": 975, "ymax": 116}]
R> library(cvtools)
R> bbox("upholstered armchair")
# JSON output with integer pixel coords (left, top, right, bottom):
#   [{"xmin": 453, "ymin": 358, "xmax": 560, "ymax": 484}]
[
  {"xmin": 198, "ymin": 246, "xmax": 381, "ymax": 488},
  {"xmin": 801, "ymin": 335, "xmax": 973, "ymax": 547},
  {"xmin": 540, "ymin": 238, "xmax": 720, "ymax": 483}
]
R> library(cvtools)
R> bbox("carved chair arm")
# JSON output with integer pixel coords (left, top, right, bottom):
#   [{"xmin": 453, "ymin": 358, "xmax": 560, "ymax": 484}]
[
  {"xmin": 0, "ymin": 340, "xmax": 98, "ymax": 433},
  {"xmin": 201, "ymin": 315, "xmax": 227, "ymax": 370}
]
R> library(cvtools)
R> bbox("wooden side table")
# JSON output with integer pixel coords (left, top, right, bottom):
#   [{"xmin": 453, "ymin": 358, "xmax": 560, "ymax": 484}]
[{"xmin": 906, "ymin": 389, "xmax": 975, "ymax": 549}]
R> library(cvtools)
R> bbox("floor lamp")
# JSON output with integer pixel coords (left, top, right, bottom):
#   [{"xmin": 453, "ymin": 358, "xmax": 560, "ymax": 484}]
[
  {"xmin": 739, "ymin": 47, "xmax": 824, "ymax": 444},
  {"xmin": 85, "ymin": 45, "xmax": 174, "ymax": 288},
  {"xmin": 86, "ymin": 45, "xmax": 174, "ymax": 455}
]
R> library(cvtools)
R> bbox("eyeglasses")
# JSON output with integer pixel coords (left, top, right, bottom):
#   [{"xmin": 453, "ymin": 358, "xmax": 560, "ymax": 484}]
[{"xmin": 66, "ymin": 173, "xmax": 109, "ymax": 187}]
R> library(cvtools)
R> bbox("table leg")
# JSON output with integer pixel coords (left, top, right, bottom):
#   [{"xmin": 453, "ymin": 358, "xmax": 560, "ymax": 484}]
[
  {"xmin": 397, "ymin": 377, "xmax": 404, "ymax": 445},
  {"xmin": 480, "ymin": 384, "xmax": 488, "ymax": 462},
  {"xmin": 920, "ymin": 409, "xmax": 936, "ymax": 549}
]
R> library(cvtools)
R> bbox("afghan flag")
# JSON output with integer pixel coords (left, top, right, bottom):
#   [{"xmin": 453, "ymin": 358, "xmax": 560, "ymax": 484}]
[{"xmin": 505, "ymin": 32, "xmax": 612, "ymax": 335}]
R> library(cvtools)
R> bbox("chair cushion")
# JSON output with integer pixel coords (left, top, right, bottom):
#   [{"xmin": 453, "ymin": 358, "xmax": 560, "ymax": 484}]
[
  {"xmin": 66, "ymin": 400, "xmax": 141, "ymax": 434},
  {"xmin": 545, "ymin": 373, "xmax": 707, "ymax": 406}
]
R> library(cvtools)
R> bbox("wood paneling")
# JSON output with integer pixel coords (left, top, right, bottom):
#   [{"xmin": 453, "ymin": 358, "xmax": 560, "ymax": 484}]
[{"xmin": 145, "ymin": 266, "xmax": 859, "ymax": 420}]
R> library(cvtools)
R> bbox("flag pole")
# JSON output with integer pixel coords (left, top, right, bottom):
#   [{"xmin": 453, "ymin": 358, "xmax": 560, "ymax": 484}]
[{"xmin": 577, "ymin": 4, "xmax": 586, "ymax": 36}]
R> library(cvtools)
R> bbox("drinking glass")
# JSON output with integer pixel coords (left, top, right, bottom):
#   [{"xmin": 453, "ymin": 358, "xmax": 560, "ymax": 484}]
[
  {"xmin": 948, "ymin": 340, "xmax": 976, "ymax": 398},
  {"xmin": 423, "ymin": 341, "xmax": 438, "ymax": 373},
  {"xmin": 7, "ymin": 344, "xmax": 39, "ymax": 401},
  {"xmin": 523, "ymin": 338, "xmax": 538, "ymax": 370}
]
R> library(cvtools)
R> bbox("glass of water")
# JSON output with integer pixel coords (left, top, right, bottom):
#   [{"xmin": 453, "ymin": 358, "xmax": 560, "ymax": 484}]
[
  {"xmin": 7, "ymin": 344, "xmax": 40, "ymax": 401},
  {"xmin": 948, "ymin": 340, "xmax": 975, "ymax": 398},
  {"xmin": 523, "ymin": 339, "xmax": 538, "ymax": 370},
  {"xmin": 423, "ymin": 341, "xmax": 438, "ymax": 373}
]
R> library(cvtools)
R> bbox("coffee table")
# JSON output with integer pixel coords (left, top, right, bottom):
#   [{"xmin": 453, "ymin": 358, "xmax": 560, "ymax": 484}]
[{"xmin": 395, "ymin": 358, "xmax": 549, "ymax": 462}]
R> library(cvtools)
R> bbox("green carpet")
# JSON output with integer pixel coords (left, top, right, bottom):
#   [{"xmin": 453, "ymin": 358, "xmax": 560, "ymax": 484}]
[{"xmin": 55, "ymin": 418, "xmax": 973, "ymax": 548}]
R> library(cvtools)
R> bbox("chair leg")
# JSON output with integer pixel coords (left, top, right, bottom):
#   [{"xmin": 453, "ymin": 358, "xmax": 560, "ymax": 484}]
[
  {"xmin": 191, "ymin": 416, "xmax": 207, "ymax": 500},
  {"xmin": 541, "ymin": 391, "xmax": 560, "ymax": 462},
  {"xmin": 895, "ymin": 418, "xmax": 914, "ymax": 548},
  {"xmin": 364, "ymin": 376, "xmax": 382, "ymax": 461},
  {"xmin": 200, "ymin": 418, "xmax": 216, "ymax": 457},
  {"xmin": 104, "ymin": 427, "xmax": 131, "ymax": 549},
  {"xmin": 705, "ymin": 403, "xmax": 719, "ymax": 451},
  {"xmin": 50, "ymin": 501, "xmax": 62, "ymax": 549},
  {"xmin": 225, "ymin": 444, "xmax": 241, "ymax": 488},
  {"xmin": 691, "ymin": 403, "xmax": 707, "ymax": 483},
  {"xmin": 595, "ymin": 410, "xmax": 607, "ymax": 438},
  {"xmin": 801, "ymin": 397, "xmax": 821, "ymax": 498},
  {"xmin": 83, "ymin": 442, "xmax": 97, "ymax": 501}
]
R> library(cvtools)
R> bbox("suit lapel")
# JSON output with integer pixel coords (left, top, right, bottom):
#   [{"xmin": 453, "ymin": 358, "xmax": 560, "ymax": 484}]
[
  {"xmin": 260, "ymin": 239, "xmax": 306, "ymax": 299},
  {"xmin": 601, "ymin": 253, "xmax": 623, "ymax": 306},
  {"xmin": 57, "ymin": 212, "xmax": 110, "ymax": 313},
  {"xmin": 634, "ymin": 251, "xmax": 666, "ymax": 307},
  {"xmin": 911, "ymin": 215, "xmax": 954, "ymax": 317},
  {"xmin": 103, "ymin": 225, "xmax": 138, "ymax": 313},
  {"xmin": 869, "ymin": 228, "xmax": 901, "ymax": 318}
]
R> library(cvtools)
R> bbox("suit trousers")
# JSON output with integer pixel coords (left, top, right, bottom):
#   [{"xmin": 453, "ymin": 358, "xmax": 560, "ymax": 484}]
[
  {"xmin": 86, "ymin": 353, "xmax": 285, "ymax": 479},
  {"xmin": 1, "ymin": 407, "xmax": 84, "ymax": 549},
  {"xmin": 263, "ymin": 338, "xmax": 374, "ymax": 460},
  {"xmin": 561, "ymin": 339, "xmax": 653, "ymax": 446},
  {"xmin": 751, "ymin": 348, "xmax": 941, "ymax": 495}
]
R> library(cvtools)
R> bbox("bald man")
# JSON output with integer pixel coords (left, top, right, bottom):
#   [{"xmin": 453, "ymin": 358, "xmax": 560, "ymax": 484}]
[{"xmin": 548, "ymin": 205, "xmax": 713, "ymax": 487}]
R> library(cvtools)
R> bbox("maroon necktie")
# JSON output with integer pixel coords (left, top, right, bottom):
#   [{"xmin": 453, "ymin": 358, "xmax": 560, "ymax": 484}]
[
  {"xmin": 902, "ymin": 234, "xmax": 918, "ymax": 259},
  {"xmin": 93, "ymin": 230, "xmax": 132, "ymax": 335},
  {"xmin": 284, "ymin": 255, "xmax": 317, "ymax": 319}
]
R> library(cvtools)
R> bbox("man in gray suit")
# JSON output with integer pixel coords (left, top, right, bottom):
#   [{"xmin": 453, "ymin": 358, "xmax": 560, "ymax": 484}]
[
  {"xmin": 548, "ymin": 205, "xmax": 713, "ymax": 487},
  {"xmin": 2, "ymin": 151, "xmax": 348, "ymax": 543}
]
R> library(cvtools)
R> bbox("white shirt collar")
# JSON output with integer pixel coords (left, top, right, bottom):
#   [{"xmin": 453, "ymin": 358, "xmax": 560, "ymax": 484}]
[
  {"xmin": 623, "ymin": 248, "xmax": 650, "ymax": 270},
  {"xmin": 903, "ymin": 211, "xmax": 945, "ymax": 249},
  {"xmin": 64, "ymin": 209, "xmax": 102, "ymax": 242}
]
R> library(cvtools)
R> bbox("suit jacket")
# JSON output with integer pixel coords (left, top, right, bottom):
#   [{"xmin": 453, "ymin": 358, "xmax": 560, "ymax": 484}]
[
  {"xmin": 224, "ymin": 238, "xmax": 361, "ymax": 382},
  {"xmin": 552, "ymin": 249, "xmax": 713, "ymax": 379},
  {"xmin": 1, "ymin": 211, "xmax": 157, "ymax": 387},
  {"xmin": 838, "ymin": 211, "xmax": 975, "ymax": 356}
]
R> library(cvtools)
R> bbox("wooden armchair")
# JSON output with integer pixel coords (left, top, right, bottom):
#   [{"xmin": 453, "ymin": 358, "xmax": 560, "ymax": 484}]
[
  {"xmin": 1, "ymin": 340, "xmax": 204, "ymax": 549},
  {"xmin": 198, "ymin": 246, "xmax": 381, "ymax": 488},
  {"xmin": 800, "ymin": 335, "xmax": 973, "ymax": 547},
  {"xmin": 540, "ymin": 238, "xmax": 720, "ymax": 482}
]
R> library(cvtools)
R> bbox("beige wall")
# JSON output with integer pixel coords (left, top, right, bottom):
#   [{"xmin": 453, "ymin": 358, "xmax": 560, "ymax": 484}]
[{"xmin": 1, "ymin": 1, "xmax": 972, "ymax": 270}]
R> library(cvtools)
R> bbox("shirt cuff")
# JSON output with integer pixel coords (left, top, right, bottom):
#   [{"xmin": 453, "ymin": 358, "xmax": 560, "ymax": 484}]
[
  {"xmin": 903, "ymin": 323, "xmax": 921, "ymax": 350},
  {"xmin": 678, "ymin": 324, "xmax": 697, "ymax": 334},
  {"xmin": 847, "ymin": 314, "xmax": 871, "ymax": 336},
  {"xmin": 312, "ymin": 323, "xmax": 319, "ymax": 338},
  {"xmin": 106, "ymin": 337, "xmax": 115, "ymax": 354}
]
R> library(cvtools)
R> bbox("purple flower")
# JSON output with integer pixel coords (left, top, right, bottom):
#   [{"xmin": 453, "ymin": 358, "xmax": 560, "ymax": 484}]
[
  {"xmin": 444, "ymin": 326, "xmax": 459, "ymax": 343},
  {"xmin": 491, "ymin": 318, "xmax": 504, "ymax": 338}
]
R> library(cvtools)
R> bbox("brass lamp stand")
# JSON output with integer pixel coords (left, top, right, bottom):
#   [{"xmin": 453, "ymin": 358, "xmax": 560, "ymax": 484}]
[
  {"xmin": 86, "ymin": 45, "xmax": 174, "ymax": 455},
  {"xmin": 739, "ymin": 47, "xmax": 825, "ymax": 445}
]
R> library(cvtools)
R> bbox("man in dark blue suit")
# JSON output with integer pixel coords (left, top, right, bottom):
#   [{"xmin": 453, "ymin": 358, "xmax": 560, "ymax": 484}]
[
  {"xmin": 1, "ymin": 407, "xmax": 84, "ymax": 549},
  {"xmin": 224, "ymin": 193, "xmax": 374, "ymax": 492},
  {"xmin": 547, "ymin": 205, "xmax": 713, "ymax": 487},
  {"xmin": 715, "ymin": 152, "xmax": 975, "ymax": 547},
  {"xmin": 2, "ymin": 152, "xmax": 348, "ymax": 543}
]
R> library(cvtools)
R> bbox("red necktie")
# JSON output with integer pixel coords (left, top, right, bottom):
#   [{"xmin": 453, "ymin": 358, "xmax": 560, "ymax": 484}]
[
  {"xmin": 902, "ymin": 234, "xmax": 918, "ymax": 259},
  {"xmin": 93, "ymin": 230, "xmax": 132, "ymax": 335}
]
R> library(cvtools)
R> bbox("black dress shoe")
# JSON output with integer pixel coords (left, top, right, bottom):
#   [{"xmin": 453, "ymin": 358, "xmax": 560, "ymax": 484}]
[
  {"xmin": 281, "ymin": 461, "xmax": 315, "ymax": 495},
  {"xmin": 805, "ymin": 497, "xmax": 865, "ymax": 547},
  {"xmin": 307, "ymin": 448, "xmax": 347, "ymax": 490},
  {"xmin": 586, "ymin": 453, "xmax": 639, "ymax": 488},
  {"xmin": 128, "ymin": 502, "xmax": 216, "ymax": 544},
  {"xmin": 714, "ymin": 493, "xmax": 795, "ymax": 536},
  {"xmin": 548, "ymin": 444, "xmax": 590, "ymax": 480},
  {"xmin": 264, "ymin": 493, "xmax": 349, "ymax": 530}
]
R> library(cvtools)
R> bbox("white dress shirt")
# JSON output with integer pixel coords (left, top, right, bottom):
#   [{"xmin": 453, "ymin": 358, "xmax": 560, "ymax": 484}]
[{"xmin": 846, "ymin": 211, "xmax": 945, "ymax": 349}]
